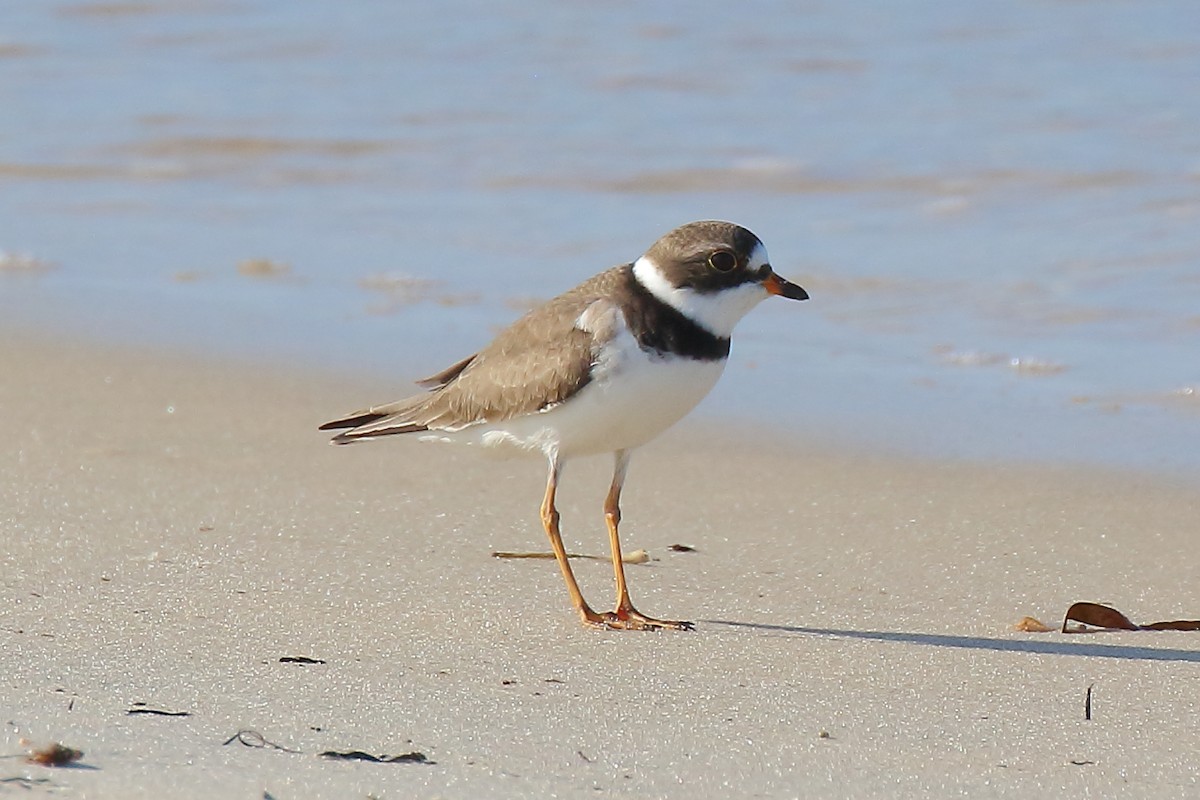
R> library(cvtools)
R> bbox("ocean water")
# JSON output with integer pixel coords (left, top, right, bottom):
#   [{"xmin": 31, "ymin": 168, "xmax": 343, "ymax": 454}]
[{"xmin": 2, "ymin": 1, "xmax": 1198, "ymax": 474}]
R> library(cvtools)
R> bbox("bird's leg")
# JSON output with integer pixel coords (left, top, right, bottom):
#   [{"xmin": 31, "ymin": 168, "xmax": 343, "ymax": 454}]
[
  {"xmin": 601, "ymin": 450, "xmax": 693, "ymax": 631},
  {"xmin": 540, "ymin": 455, "xmax": 607, "ymax": 627}
]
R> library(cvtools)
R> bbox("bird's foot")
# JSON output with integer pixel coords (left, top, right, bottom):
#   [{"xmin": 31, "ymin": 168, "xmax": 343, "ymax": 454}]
[{"xmin": 581, "ymin": 607, "xmax": 694, "ymax": 632}]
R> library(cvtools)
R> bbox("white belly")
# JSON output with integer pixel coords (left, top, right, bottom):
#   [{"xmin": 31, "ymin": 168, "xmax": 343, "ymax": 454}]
[
  {"xmin": 510, "ymin": 353, "xmax": 725, "ymax": 457},
  {"xmin": 429, "ymin": 331, "xmax": 726, "ymax": 459}
]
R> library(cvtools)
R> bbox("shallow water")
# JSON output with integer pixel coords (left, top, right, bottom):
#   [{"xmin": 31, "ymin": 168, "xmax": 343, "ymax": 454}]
[{"xmin": 3, "ymin": 1, "xmax": 1199, "ymax": 474}]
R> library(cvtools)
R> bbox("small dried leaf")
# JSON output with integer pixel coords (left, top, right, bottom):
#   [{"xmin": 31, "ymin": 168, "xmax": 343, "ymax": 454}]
[
  {"xmin": 25, "ymin": 743, "xmax": 83, "ymax": 767},
  {"xmin": 1013, "ymin": 616, "xmax": 1054, "ymax": 633},
  {"xmin": 622, "ymin": 549, "xmax": 650, "ymax": 564}
]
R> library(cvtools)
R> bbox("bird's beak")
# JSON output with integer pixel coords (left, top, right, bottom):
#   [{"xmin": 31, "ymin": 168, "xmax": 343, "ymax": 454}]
[{"xmin": 763, "ymin": 270, "xmax": 809, "ymax": 301}]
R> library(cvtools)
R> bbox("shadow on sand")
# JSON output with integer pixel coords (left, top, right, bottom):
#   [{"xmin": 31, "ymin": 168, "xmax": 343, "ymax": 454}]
[{"xmin": 707, "ymin": 620, "xmax": 1200, "ymax": 663}]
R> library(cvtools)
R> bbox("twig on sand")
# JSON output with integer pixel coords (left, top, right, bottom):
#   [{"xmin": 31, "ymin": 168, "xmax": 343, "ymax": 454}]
[
  {"xmin": 492, "ymin": 549, "xmax": 650, "ymax": 564},
  {"xmin": 222, "ymin": 730, "xmax": 301, "ymax": 754},
  {"xmin": 319, "ymin": 750, "xmax": 432, "ymax": 764},
  {"xmin": 222, "ymin": 731, "xmax": 433, "ymax": 764}
]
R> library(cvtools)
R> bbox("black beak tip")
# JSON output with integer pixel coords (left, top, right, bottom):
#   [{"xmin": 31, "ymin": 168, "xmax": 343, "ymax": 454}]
[{"xmin": 779, "ymin": 280, "xmax": 809, "ymax": 301}]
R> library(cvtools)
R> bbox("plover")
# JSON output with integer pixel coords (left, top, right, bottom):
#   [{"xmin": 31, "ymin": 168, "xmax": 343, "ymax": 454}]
[{"xmin": 321, "ymin": 220, "xmax": 807, "ymax": 630}]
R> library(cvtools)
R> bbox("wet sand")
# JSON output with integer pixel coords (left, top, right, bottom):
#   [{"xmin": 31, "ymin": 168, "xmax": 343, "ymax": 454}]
[{"xmin": 2, "ymin": 332, "xmax": 1199, "ymax": 798}]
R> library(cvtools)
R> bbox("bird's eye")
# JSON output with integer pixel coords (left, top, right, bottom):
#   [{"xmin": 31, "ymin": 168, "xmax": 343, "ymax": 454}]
[{"xmin": 707, "ymin": 250, "xmax": 737, "ymax": 272}]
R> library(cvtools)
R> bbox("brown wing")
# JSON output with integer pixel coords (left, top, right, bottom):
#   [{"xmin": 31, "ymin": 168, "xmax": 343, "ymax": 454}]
[
  {"xmin": 319, "ymin": 266, "xmax": 629, "ymax": 443},
  {"xmin": 414, "ymin": 353, "xmax": 476, "ymax": 390}
]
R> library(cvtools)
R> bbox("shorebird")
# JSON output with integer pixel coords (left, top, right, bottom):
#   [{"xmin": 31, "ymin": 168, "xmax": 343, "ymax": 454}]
[{"xmin": 320, "ymin": 220, "xmax": 807, "ymax": 630}]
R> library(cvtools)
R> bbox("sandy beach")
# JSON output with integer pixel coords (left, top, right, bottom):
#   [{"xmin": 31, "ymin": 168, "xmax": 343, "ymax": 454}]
[
  {"xmin": 6, "ymin": 3, "xmax": 1199, "ymax": 797},
  {"xmin": 2, "ymin": 331, "xmax": 1199, "ymax": 799}
]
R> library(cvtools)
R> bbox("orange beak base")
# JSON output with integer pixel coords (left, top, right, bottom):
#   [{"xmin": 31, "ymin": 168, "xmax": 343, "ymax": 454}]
[{"xmin": 764, "ymin": 272, "xmax": 809, "ymax": 301}]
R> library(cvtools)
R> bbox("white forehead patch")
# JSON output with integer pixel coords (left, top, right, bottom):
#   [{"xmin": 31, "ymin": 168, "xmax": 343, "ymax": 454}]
[
  {"xmin": 631, "ymin": 245, "xmax": 771, "ymax": 338},
  {"xmin": 747, "ymin": 241, "xmax": 770, "ymax": 272}
]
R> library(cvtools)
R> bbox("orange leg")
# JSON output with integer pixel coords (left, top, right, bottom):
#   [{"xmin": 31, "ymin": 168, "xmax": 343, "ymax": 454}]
[
  {"xmin": 540, "ymin": 456, "xmax": 606, "ymax": 627},
  {"xmin": 600, "ymin": 450, "xmax": 693, "ymax": 631}
]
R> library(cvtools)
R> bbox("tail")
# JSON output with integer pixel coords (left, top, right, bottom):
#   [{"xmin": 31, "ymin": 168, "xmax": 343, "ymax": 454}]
[
  {"xmin": 319, "ymin": 402, "xmax": 430, "ymax": 445},
  {"xmin": 319, "ymin": 354, "xmax": 479, "ymax": 444}
]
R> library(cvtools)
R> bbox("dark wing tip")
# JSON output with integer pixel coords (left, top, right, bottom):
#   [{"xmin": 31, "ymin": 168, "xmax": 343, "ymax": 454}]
[
  {"xmin": 318, "ymin": 412, "xmax": 389, "ymax": 432},
  {"xmin": 327, "ymin": 422, "xmax": 431, "ymax": 445}
]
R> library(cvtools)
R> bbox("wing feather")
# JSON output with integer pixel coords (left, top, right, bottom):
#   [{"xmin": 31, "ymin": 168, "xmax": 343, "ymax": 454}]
[{"xmin": 319, "ymin": 266, "xmax": 630, "ymax": 444}]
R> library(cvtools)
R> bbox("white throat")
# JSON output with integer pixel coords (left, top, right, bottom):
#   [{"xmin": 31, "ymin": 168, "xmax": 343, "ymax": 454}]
[{"xmin": 631, "ymin": 247, "xmax": 770, "ymax": 338}]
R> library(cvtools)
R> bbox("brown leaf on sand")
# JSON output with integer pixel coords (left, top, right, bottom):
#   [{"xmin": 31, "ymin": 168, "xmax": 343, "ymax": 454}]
[
  {"xmin": 1013, "ymin": 616, "xmax": 1054, "ymax": 633},
  {"xmin": 1061, "ymin": 602, "xmax": 1200, "ymax": 633},
  {"xmin": 1138, "ymin": 619, "xmax": 1200, "ymax": 631},
  {"xmin": 25, "ymin": 743, "xmax": 84, "ymax": 767}
]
